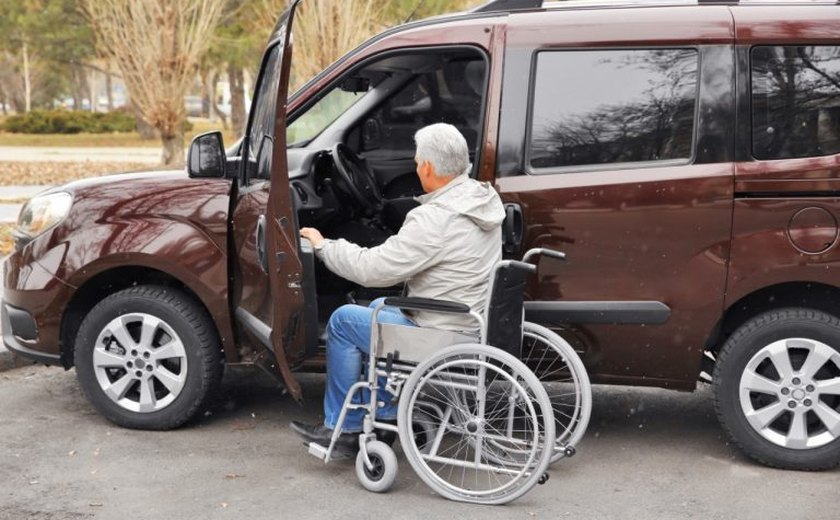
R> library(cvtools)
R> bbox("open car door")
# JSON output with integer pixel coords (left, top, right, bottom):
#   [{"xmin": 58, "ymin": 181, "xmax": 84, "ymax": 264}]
[
  {"xmin": 234, "ymin": 0, "xmax": 305, "ymax": 400},
  {"xmin": 264, "ymin": 0, "xmax": 305, "ymax": 398}
]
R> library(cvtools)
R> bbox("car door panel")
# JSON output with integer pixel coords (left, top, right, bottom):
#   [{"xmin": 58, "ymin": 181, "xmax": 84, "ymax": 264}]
[
  {"xmin": 496, "ymin": 9, "xmax": 735, "ymax": 389},
  {"xmin": 230, "ymin": 1, "xmax": 305, "ymax": 399}
]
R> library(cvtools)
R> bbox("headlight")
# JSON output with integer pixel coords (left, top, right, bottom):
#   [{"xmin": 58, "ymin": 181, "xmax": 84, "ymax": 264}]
[{"xmin": 16, "ymin": 192, "xmax": 73, "ymax": 239}]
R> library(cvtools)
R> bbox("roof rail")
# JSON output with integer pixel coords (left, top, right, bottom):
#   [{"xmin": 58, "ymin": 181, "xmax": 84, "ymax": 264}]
[
  {"xmin": 472, "ymin": 0, "xmax": 542, "ymax": 13},
  {"xmin": 475, "ymin": 0, "xmax": 839, "ymax": 13}
]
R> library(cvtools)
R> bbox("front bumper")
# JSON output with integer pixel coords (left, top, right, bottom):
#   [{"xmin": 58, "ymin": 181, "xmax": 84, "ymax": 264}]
[
  {"xmin": 2, "ymin": 251, "xmax": 73, "ymax": 367},
  {"xmin": 1, "ymin": 300, "xmax": 60, "ymax": 365}
]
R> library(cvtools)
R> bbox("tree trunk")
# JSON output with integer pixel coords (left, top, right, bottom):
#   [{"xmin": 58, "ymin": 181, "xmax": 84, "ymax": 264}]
[
  {"xmin": 106, "ymin": 71, "xmax": 113, "ymax": 111},
  {"xmin": 228, "ymin": 63, "xmax": 246, "ymax": 136},
  {"xmin": 72, "ymin": 67, "xmax": 85, "ymax": 111},
  {"xmin": 137, "ymin": 115, "xmax": 157, "ymax": 140},
  {"xmin": 161, "ymin": 131, "xmax": 185, "ymax": 166},
  {"xmin": 200, "ymin": 67, "xmax": 211, "ymax": 119},
  {"xmin": 89, "ymin": 69, "xmax": 97, "ymax": 112},
  {"xmin": 22, "ymin": 43, "xmax": 31, "ymax": 113},
  {"xmin": 127, "ymin": 98, "xmax": 157, "ymax": 140},
  {"xmin": 210, "ymin": 70, "xmax": 228, "ymax": 129}
]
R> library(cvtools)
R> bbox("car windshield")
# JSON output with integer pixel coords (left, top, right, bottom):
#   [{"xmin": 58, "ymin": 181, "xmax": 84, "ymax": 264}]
[{"xmin": 287, "ymin": 87, "xmax": 367, "ymax": 146}]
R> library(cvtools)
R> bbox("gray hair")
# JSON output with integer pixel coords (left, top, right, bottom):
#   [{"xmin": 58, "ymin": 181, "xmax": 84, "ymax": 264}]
[{"xmin": 414, "ymin": 123, "xmax": 471, "ymax": 177}]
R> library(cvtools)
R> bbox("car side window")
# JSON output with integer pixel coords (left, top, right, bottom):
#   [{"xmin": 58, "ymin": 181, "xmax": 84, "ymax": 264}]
[
  {"xmin": 359, "ymin": 59, "xmax": 485, "ymax": 154},
  {"xmin": 245, "ymin": 44, "xmax": 283, "ymax": 182},
  {"xmin": 751, "ymin": 46, "xmax": 840, "ymax": 161},
  {"xmin": 526, "ymin": 49, "xmax": 699, "ymax": 172}
]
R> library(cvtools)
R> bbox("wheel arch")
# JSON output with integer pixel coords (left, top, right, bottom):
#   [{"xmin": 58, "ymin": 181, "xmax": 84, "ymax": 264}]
[
  {"xmin": 60, "ymin": 264, "xmax": 237, "ymax": 368},
  {"xmin": 702, "ymin": 281, "xmax": 840, "ymax": 376}
]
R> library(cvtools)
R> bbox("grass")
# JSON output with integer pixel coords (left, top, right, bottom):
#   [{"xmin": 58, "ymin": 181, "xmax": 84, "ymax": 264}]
[
  {"xmin": 0, "ymin": 223, "xmax": 13, "ymax": 257},
  {"xmin": 0, "ymin": 120, "xmax": 238, "ymax": 148}
]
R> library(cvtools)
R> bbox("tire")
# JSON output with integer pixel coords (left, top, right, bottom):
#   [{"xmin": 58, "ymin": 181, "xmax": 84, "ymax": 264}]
[
  {"xmin": 713, "ymin": 307, "xmax": 840, "ymax": 470},
  {"xmin": 355, "ymin": 441, "xmax": 398, "ymax": 493},
  {"xmin": 397, "ymin": 344, "xmax": 554, "ymax": 505},
  {"xmin": 74, "ymin": 285, "xmax": 223, "ymax": 430},
  {"xmin": 521, "ymin": 322, "xmax": 592, "ymax": 463}
]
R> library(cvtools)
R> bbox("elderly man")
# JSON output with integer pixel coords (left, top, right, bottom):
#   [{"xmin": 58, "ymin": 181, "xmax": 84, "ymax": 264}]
[{"xmin": 290, "ymin": 123, "xmax": 504, "ymax": 452}]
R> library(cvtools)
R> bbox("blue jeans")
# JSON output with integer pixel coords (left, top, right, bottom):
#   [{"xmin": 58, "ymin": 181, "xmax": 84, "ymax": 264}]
[{"xmin": 323, "ymin": 297, "xmax": 416, "ymax": 432}]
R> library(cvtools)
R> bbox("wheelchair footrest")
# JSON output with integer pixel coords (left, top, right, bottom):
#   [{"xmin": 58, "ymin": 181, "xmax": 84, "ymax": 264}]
[{"xmin": 307, "ymin": 442, "xmax": 328, "ymax": 461}]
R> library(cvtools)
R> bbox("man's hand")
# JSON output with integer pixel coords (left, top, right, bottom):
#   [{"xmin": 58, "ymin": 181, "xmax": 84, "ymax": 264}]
[{"xmin": 300, "ymin": 227, "xmax": 325, "ymax": 248}]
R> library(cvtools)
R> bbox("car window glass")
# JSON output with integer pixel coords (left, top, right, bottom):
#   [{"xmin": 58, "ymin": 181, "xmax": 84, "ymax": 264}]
[
  {"xmin": 752, "ymin": 46, "xmax": 840, "ymax": 161},
  {"xmin": 287, "ymin": 88, "xmax": 367, "ymax": 146},
  {"xmin": 360, "ymin": 59, "xmax": 485, "ymax": 154},
  {"xmin": 527, "ymin": 49, "xmax": 698, "ymax": 172},
  {"xmin": 245, "ymin": 44, "xmax": 283, "ymax": 182}
]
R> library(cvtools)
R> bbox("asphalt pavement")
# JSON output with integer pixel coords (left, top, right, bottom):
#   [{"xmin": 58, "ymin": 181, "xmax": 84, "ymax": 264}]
[{"xmin": 1, "ymin": 365, "xmax": 837, "ymax": 520}]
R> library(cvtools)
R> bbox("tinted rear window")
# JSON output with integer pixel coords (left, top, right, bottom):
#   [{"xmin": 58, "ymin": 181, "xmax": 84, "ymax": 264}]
[
  {"xmin": 751, "ymin": 46, "xmax": 840, "ymax": 161},
  {"xmin": 527, "ymin": 49, "xmax": 698, "ymax": 172}
]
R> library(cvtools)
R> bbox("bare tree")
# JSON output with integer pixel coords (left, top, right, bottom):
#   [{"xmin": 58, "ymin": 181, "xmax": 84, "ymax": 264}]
[
  {"xmin": 83, "ymin": 0, "xmax": 225, "ymax": 165},
  {"xmin": 250, "ymin": 0, "xmax": 383, "ymax": 92}
]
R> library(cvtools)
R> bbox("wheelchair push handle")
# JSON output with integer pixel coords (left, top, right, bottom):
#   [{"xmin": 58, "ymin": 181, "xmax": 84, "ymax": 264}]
[
  {"xmin": 507, "ymin": 260, "xmax": 538, "ymax": 275},
  {"xmin": 522, "ymin": 247, "xmax": 566, "ymax": 264}
]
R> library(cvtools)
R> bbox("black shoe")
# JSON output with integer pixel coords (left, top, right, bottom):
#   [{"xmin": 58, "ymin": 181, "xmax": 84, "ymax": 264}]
[{"xmin": 289, "ymin": 421, "xmax": 358, "ymax": 450}]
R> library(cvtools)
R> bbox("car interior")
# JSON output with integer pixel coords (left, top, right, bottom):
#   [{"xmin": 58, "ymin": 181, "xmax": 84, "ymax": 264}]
[{"xmin": 282, "ymin": 46, "xmax": 488, "ymax": 324}]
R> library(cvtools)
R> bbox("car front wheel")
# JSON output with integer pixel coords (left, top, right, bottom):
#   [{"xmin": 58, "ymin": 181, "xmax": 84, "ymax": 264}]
[
  {"xmin": 714, "ymin": 308, "xmax": 840, "ymax": 470},
  {"xmin": 74, "ymin": 285, "xmax": 222, "ymax": 430}
]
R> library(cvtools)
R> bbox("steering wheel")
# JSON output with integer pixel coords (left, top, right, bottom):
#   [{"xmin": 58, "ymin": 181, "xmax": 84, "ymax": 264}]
[{"xmin": 331, "ymin": 143, "xmax": 384, "ymax": 213}]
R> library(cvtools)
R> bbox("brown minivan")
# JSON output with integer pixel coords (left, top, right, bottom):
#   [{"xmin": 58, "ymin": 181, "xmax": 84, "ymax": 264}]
[{"xmin": 4, "ymin": 0, "xmax": 840, "ymax": 471}]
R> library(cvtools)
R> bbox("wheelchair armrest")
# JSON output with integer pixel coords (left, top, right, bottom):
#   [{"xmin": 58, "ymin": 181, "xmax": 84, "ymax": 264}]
[{"xmin": 383, "ymin": 297, "xmax": 471, "ymax": 314}]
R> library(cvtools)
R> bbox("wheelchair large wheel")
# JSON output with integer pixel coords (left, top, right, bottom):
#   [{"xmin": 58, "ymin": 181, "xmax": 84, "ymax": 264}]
[
  {"xmin": 397, "ymin": 344, "xmax": 555, "ymax": 505},
  {"xmin": 521, "ymin": 322, "xmax": 592, "ymax": 464}
]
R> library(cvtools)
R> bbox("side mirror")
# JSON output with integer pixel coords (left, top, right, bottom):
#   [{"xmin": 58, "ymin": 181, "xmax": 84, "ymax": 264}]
[{"xmin": 187, "ymin": 131, "xmax": 226, "ymax": 178}]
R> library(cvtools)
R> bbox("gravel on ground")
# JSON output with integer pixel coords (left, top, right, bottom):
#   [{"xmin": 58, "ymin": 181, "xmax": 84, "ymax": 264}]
[{"xmin": 0, "ymin": 161, "xmax": 152, "ymax": 186}]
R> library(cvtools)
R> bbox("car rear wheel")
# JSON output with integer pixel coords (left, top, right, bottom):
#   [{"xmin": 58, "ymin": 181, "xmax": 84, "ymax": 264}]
[
  {"xmin": 714, "ymin": 308, "xmax": 840, "ymax": 470},
  {"xmin": 74, "ymin": 285, "xmax": 222, "ymax": 430}
]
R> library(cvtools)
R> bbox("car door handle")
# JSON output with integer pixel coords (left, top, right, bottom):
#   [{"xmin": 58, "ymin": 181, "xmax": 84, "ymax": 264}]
[
  {"xmin": 256, "ymin": 214, "xmax": 268, "ymax": 274},
  {"xmin": 503, "ymin": 203, "xmax": 524, "ymax": 254}
]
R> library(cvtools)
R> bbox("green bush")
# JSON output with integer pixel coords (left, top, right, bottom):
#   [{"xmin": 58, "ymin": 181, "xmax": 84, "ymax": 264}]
[{"xmin": 2, "ymin": 109, "xmax": 137, "ymax": 134}]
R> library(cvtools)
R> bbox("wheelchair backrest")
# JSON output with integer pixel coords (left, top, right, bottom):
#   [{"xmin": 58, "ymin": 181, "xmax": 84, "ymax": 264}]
[{"xmin": 484, "ymin": 263, "xmax": 529, "ymax": 357}]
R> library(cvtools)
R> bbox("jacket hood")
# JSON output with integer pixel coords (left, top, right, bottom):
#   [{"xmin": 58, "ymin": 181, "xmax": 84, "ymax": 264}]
[{"xmin": 417, "ymin": 174, "xmax": 505, "ymax": 231}]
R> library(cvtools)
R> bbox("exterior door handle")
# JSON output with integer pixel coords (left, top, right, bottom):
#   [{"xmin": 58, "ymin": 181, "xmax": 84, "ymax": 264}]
[{"xmin": 503, "ymin": 203, "xmax": 523, "ymax": 254}]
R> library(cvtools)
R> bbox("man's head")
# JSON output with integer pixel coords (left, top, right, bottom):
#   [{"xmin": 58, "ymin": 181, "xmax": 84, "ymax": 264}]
[{"xmin": 414, "ymin": 123, "xmax": 470, "ymax": 193}]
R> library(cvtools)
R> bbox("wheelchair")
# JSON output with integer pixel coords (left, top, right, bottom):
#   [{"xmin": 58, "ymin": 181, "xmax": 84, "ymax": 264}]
[{"xmin": 305, "ymin": 248, "xmax": 591, "ymax": 505}]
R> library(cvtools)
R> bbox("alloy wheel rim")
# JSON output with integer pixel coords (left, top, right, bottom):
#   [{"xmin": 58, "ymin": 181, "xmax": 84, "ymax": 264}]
[
  {"xmin": 739, "ymin": 338, "xmax": 840, "ymax": 450},
  {"xmin": 92, "ymin": 313, "xmax": 188, "ymax": 413}
]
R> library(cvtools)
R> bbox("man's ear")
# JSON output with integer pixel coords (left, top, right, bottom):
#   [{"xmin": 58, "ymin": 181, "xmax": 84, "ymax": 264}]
[{"xmin": 418, "ymin": 160, "xmax": 432, "ymax": 178}]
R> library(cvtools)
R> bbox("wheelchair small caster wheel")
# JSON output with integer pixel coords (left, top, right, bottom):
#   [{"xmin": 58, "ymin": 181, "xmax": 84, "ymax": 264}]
[
  {"xmin": 355, "ymin": 441, "xmax": 398, "ymax": 493},
  {"xmin": 564, "ymin": 446, "xmax": 576, "ymax": 458},
  {"xmin": 538, "ymin": 473, "xmax": 550, "ymax": 485}
]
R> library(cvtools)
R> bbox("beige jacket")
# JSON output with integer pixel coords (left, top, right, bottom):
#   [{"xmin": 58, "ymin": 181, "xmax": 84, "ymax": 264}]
[{"xmin": 315, "ymin": 174, "xmax": 505, "ymax": 331}]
